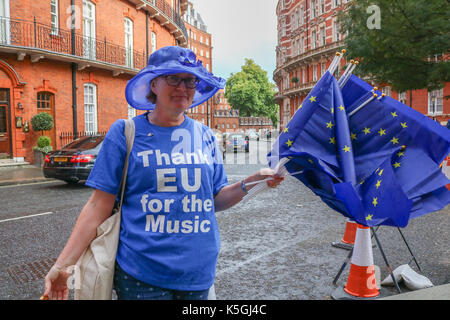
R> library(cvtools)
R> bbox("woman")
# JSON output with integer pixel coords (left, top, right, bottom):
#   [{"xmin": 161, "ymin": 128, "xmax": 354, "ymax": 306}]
[{"xmin": 42, "ymin": 46, "xmax": 284, "ymax": 300}]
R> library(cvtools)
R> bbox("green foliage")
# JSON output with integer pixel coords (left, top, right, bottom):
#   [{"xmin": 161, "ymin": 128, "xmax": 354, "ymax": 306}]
[
  {"xmin": 225, "ymin": 59, "xmax": 279, "ymax": 126},
  {"xmin": 31, "ymin": 112, "xmax": 54, "ymax": 133},
  {"xmin": 339, "ymin": 0, "xmax": 449, "ymax": 92},
  {"xmin": 291, "ymin": 77, "xmax": 299, "ymax": 83},
  {"xmin": 37, "ymin": 136, "xmax": 51, "ymax": 148},
  {"xmin": 31, "ymin": 113, "xmax": 53, "ymax": 153}
]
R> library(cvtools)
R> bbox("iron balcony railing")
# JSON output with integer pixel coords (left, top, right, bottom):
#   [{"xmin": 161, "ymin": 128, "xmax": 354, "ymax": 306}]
[
  {"xmin": 0, "ymin": 16, "xmax": 146, "ymax": 70},
  {"xmin": 144, "ymin": 0, "xmax": 188, "ymax": 45},
  {"xmin": 59, "ymin": 130, "xmax": 107, "ymax": 148}
]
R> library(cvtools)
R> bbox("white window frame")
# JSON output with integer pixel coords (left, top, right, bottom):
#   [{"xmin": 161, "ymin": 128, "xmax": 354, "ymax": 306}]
[
  {"xmin": 398, "ymin": 92, "xmax": 407, "ymax": 105},
  {"xmin": 333, "ymin": 20, "xmax": 341, "ymax": 42},
  {"xmin": 124, "ymin": 18, "xmax": 133, "ymax": 68},
  {"xmin": 0, "ymin": 0, "xmax": 11, "ymax": 44},
  {"xmin": 83, "ymin": 0, "xmax": 96, "ymax": 60},
  {"xmin": 319, "ymin": 26, "xmax": 325, "ymax": 46},
  {"xmin": 313, "ymin": 64, "xmax": 318, "ymax": 81},
  {"xmin": 84, "ymin": 83, "xmax": 98, "ymax": 133},
  {"xmin": 311, "ymin": 29, "xmax": 316, "ymax": 50},
  {"xmin": 151, "ymin": 31, "xmax": 156, "ymax": 53},
  {"xmin": 428, "ymin": 89, "xmax": 443, "ymax": 115},
  {"xmin": 50, "ymin": 0, "xmax": 59, "ymax": 35}
]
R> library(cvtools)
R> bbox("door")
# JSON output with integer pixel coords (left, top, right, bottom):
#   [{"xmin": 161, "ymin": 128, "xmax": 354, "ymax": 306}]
[
  {"xmin": 0, "ymin": 88, "xmax": 11, "ymax": 158},
  {"xmin": 83, "ymin": 0, "xmax": 96, "ymax": 60}
]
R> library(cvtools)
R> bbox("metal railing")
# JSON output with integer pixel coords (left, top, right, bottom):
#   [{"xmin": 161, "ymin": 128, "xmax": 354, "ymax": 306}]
[
  {"xmin": 59, "ymin": 130, "xmax": 107, "ymax": 148},
  {"xmin": 145, "ymin": 0, "xmax": 188, "ymax": 44},
  {"xmin": 0, "ymin": 16, "xmax": 146, "ymax": 70}
]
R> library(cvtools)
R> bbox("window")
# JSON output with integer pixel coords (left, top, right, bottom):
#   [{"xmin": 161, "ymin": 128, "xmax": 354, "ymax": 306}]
[
  {"xmin": 301, "ymin": 36, "xmax": 305, "ymax": 53},
  {"xmin": 398, "ymin": 92, "xmax": 407, "ymax": 105},
  {"xmin": 50, "ymin": 0, "xmax": 59, "ymax": 35},
  {"xmin": 151, "ymin": 31, "xmax": 156, "ymax": 53},
  {"xmin": 428, "ymin": 89, "xmax": 443, "ymax": 115},
  {"xmin": 333, "ymin": 0, "xmax": 341, "ymax": 8},
  {"xmin": 313, "ymin": 64, "xmax": 317, "ymax": 81},
  {"xmin": 281, "ymin": 18, "xmax": 286, "ymax": 36},
  {"xmin": 334, "ymin": 20, "xmax": 341, "ymax": 41},
  {"xmin": 311, "ymin": 30, "xmax": 316, "ymax": 49},
  {"xmin": 321, "ymin": 62, "xmax": 326, "ymax": 76},
  {"xmin": 37, "ymin": 92, "xmax": 53, "ymax": 110},
  {"xmin": 302, "ymin": 68, "xmax": 306, "ymax": 84},
  {"xmin": 84, "ymin": 83, "xmax": 97, "ymax": 133},
  {"xmin": 319, "ymin": 0, "xmax": 325, "ymax": 15},
  {"xmin": 300, "ymin": 6, "xmax": 304, "ymax": 25},
  {"xmin": 124, "ymin": 18, "xmax": 133, "ymax": 68},
  {"xmin": 319, "ymin": 26, "xmax": 325, "ymax": 46},
  {"xmin": 311, "ymin": 0, "xmax": 316, "ymax": 19},
  {"xmin": 83, "ymin": 0, "xmax": 96, "ymax": 60},
  {"xmin": 382, "ymin": 86, "xmax": 391, "ymax": 97}
]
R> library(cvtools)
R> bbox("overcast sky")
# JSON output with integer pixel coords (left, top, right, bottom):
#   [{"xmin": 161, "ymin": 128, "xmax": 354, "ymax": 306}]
[{"xmin": 191, "ymin": 0, "xmax": 278, "ymax": 83}]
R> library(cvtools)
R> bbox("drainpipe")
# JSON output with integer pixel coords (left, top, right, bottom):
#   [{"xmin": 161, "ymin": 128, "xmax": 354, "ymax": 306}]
[
  {"xmin": 146, "ymin": 11, "xmax": 149, "ymax": 61},
  {"xmin": 71, "ymin": 0, "xmax": 78, "ymax": 138}
]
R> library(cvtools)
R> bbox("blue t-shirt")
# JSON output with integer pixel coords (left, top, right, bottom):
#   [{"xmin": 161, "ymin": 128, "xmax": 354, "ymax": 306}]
[{"xmin": 86, "ymin": 114, "xmax": 228, "ymax": 291}]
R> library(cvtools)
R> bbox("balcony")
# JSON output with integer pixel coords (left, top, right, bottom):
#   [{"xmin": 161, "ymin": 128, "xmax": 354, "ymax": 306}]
[
  {"xmin": 129, "ymin": 0, "xmax": 188, "ymax": 46},
  {"xmin": 0, "ymin": 16, "xmax": 146, "ymax": 75},
  {"xmin": 273, "ymin": 40, "xmax": 344, "ymax": 79}
]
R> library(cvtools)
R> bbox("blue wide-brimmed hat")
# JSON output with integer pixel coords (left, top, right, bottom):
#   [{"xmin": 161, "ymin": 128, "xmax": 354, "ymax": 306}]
[{"xmin": 125, "ymin": 46, "xmax": 226, "ymax": 110}]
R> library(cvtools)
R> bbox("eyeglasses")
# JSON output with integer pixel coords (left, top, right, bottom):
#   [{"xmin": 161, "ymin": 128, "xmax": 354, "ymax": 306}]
[{"xmin": 164, "ymin": 75, "xmax": 199, "ymax": 89}]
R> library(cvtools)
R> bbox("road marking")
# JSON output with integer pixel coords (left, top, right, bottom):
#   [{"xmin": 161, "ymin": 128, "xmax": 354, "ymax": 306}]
[{"xmin": 0, "ymin": 211, "xmax": 54, "ymax": 223}]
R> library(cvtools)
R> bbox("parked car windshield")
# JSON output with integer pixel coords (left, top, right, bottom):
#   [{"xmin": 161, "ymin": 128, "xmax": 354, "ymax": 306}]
[{"xmin": 63, "ymin": 136, "xmax": 104, "ymax": 150}]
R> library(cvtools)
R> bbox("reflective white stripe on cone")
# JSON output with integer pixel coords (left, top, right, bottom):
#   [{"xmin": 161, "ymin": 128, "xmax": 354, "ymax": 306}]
[{"xmin": 344, "ymin": 224, "xmax": 380, "ymax": 298}]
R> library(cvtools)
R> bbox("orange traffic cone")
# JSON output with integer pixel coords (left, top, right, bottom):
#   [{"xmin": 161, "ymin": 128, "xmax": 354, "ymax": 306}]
[
  {"xmin": 343, "ymin": 224, "xmax": 380, "ymax": 298},
  {"xmin": 332, "ymin": 219, "xmax": 357, "ymax": 250}
]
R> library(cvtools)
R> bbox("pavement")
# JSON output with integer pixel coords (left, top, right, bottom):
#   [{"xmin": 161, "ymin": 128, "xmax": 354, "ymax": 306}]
[
  {"xmin": 0, "ymin": 160, "xmax": 449, "ymax": 300},
  {"xmin": 0, "ymin": 160, "xmax": 54, "ymax": 186}
]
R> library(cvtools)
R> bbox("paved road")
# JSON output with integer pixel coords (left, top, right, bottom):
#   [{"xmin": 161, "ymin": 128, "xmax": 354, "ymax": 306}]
[{"xmin": 0, "ymin": 140, "xmax": 449, "ymax": 300}]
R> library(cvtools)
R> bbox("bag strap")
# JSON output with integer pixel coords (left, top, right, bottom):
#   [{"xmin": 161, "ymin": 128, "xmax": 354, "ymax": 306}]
[{"xmin": 117, "ymin": 119, "xmax": 135, "ymax": 210}]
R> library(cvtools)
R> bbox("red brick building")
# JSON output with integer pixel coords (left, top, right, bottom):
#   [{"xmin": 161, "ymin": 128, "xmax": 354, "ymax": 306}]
[
  {"xmin": 212, "ymin": 89, "xmax": 239, "ymax": 132},
  {"xmin": 274, "ymin": 0, "xmax": 450, "ymax": 131},
  {"xmin": 183, "ymin": 0, "xmax": 213, "ymax": 127},
  {"xmin": 0, "ymin": 0, "xmax": 189, "ymax": 163}
]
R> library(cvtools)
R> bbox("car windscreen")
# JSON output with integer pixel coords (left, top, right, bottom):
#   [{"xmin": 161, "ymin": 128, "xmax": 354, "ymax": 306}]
[{"xmin": 63, "ymin": 136, "xmax": 104, "ymax": 150}]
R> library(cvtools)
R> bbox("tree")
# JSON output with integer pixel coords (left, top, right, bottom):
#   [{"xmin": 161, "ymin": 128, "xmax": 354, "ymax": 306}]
[
  {"xmin": 31, "ymin": 112, "xmax": 54, "ymax": 153},
  {"xmin": 339, "ymin": 0, "xmax": 450, "ymax": 93},
  {"xmin": 225, "ymin": 59, "xmax": 279, "ymax": 126}
]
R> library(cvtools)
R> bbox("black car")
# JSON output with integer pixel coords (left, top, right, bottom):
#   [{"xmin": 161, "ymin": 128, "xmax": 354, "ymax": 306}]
[
  {"xmin": 43, "ymin": 135, "xmax": 105, "ymax": 184},
  {"xmin": 224, "ymin": 132, "xmax": 249, "ymax": 153}
]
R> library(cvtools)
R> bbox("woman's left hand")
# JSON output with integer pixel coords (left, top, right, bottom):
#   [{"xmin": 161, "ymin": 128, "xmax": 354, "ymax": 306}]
[{"xmin": 257, "ymin": 168, "xmax": 285, "ymax": 188}]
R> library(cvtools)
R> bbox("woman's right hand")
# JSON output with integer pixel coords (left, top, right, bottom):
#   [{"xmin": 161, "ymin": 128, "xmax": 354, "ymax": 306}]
[{"xmin": 41, "ymin": 265, "xmax": 71, "ymax": 300}]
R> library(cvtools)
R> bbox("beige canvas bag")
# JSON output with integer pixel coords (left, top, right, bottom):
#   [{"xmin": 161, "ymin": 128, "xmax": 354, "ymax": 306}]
[{"xmin": 74, "ymin": 119, "xmax": 135, "ymax": 300}]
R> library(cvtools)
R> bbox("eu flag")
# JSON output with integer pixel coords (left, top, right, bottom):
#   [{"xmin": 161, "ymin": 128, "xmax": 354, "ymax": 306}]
[{"xmin": 268, "ymin": 71, "xmax": 450, "ymax": 227}]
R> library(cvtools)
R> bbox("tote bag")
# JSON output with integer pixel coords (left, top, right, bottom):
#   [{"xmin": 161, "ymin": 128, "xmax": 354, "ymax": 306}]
[{"xmin": 74, "ymin": 119, "xmax": 135, "ymax": 300}]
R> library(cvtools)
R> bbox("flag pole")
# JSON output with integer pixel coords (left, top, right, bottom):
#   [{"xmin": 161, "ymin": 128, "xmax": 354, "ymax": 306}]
[
  {"xmin": 397, "ymin": 227, "xmax": 422, "ymax": 271},
  {"xmin": 370, "ymin": 227, "xmax": 402, "ymax": 294},
  {"xmin": 348, "ymin": 89, "xmax": 378, "ymax": 117}
]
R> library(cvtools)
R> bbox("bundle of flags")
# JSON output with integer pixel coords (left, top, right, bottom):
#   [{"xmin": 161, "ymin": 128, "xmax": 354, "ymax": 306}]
[{"xmin": 268, "ymin": 58, "xmax": 450, "ymax": 228}]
